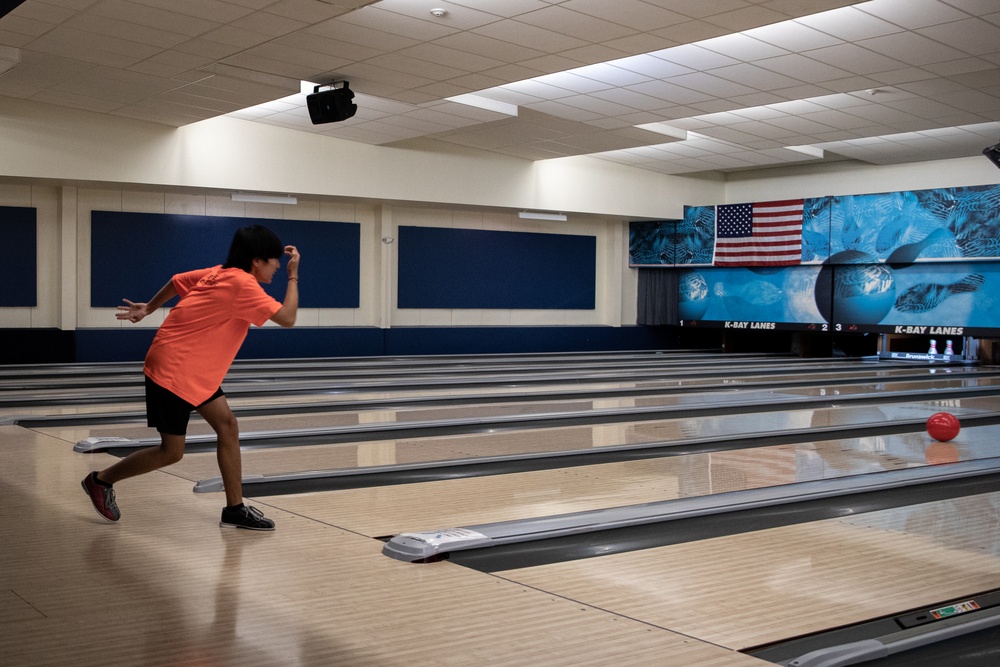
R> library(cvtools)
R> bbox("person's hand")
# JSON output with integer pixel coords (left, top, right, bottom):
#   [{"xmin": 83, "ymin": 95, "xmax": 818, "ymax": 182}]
[
  {"xmin": 284, "ymin": 245, "xmax": 300, "ymax": 278},
  {"xmin": 116, "ymin": 299, "xmax": 149, "ymax": 323}
]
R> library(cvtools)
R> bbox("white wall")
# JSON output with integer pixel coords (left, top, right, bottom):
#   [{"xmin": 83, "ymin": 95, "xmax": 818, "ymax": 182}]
[
  {"xmin": 0, "ymin": 181, "xmax": 632, "ymax": 331},
  {"xmin": 0, "ymin": 96, "xmax": 720, "ymax": 219},
  {"xmin": 3, "ymin": 95, "xmax": 1000, "ymax": 333},
  {"xmin": 723, "ymin": 156, "xmax": 1000, "ymax": 204},
  {"xmin": 0, "ymin": 183, "xmax": 60, "ymax": 329}
]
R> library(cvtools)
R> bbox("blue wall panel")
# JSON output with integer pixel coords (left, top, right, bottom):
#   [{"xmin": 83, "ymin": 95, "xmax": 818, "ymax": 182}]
[
  {"xmin": 235, "ymin": 327, "xmax": 385, "ymax": 359},
  {"xmin": 72, "ymin": 326, "xmax": 672, "ymax": 362},
  {"xmin": 397, "ymin": 226, "xmax": 596, "ymax": 309},
  {"xmin": 384, "ymin": 326, "xmax": 672, "ymax": 355},
  {"xmin": 91, "ymin": 211, "xmax": 360, "ymax": 308},
  {"xmin": 2, "ymin": 206, "xmax": 37, "ymax": 307}
]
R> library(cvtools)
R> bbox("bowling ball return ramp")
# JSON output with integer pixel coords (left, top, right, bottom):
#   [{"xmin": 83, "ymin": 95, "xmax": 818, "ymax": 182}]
[{"xmin": 381, "ymin": 457, "xmax": 1000, "ymax": 564}]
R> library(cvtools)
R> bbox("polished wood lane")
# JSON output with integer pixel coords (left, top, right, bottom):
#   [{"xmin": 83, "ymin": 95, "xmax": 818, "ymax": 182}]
[
  {"xmin": 253, "ymin": 422, "xmax": 1000, "ymax": 538},
  {"xmin": 47, "ymin": 394, "xmax": 996, "ymax": 491},
  {"xmin": 495, "ymin": 491, "xmax": 1000, "ymax": 651}
]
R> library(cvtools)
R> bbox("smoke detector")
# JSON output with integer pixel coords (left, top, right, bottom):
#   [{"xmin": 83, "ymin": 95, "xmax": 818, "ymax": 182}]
[{"xmin": 430, "ymin": 8, "xmax": 447, "ymax": 17}]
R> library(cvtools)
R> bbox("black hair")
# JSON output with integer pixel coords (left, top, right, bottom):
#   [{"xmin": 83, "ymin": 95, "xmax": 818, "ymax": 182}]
[{"xmin": 223, "ymin": 225, "xmax": 284, "ymax": 272}]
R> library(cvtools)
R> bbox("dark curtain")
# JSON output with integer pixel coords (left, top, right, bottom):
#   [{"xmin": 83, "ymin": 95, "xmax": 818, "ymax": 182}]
[{"xmin": 636, "ymin": 268, "xmax": 678, "ymax": 325}]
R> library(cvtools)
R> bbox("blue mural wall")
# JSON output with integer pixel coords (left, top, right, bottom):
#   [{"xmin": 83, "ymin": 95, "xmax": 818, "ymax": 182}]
[
  {"xmin": 677, "ymin": 265, "xmax": 824, "ymax": 330},
  {"xmin": 630, "ymin": 184, "xmax": 1000, "ymax": 335}
]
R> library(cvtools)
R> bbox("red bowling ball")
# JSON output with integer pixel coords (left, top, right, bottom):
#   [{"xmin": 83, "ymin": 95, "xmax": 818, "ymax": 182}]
[{"xmin": 926, "ymin": 412, "xmax": 960, "ymax": 442}]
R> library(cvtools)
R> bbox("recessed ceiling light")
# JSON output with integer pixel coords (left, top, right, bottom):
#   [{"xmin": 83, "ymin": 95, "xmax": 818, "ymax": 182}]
[
  {"xmin": 232, "ymin": 192, "xmax": 298, "ymax": 205},
  {"xmin": 785, "ymin": 145, "xmax": 824, "ymax": 158},
  {"xmin": 446, "ymin": 93, "xmax": 518, "ymax": 116},
  {"xmin": 519, "ymin": 211, "xmax": 567, "ymax": 221}
]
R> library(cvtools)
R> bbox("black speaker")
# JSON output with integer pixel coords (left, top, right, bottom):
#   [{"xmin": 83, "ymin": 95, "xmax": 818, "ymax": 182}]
[
  {"xmin": 984, "ymin": 142, "xmax": 1000, "ymax": 169},
  {"xmin": 306, "ymin": 83, "xmax": 357, "ymax": 124}
]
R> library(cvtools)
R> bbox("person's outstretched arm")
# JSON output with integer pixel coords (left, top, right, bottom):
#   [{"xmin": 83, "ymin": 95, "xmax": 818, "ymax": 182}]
[
  {"xmin": 116, "ymin": 280, "xmax": 178, "ymax": 324},
  {"xmin": 270, "ymin": 245, "xmax": 300, "ymax": 328}
]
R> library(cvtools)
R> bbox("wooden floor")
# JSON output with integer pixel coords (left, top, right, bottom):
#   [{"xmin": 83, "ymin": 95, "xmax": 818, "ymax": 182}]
[
  {"xmin": 4, "ymin": 355, "xmax": 1000, "ymax": 666},
  {"xmin": 1, "ymin": 426, "xmax": 763, "ymax": 666}
]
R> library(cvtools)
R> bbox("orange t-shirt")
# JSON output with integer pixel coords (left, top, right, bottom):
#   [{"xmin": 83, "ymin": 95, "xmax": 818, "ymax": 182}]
[{"xmin": 144, "ymin": 266, "xmax": 282, "ymax": 405}]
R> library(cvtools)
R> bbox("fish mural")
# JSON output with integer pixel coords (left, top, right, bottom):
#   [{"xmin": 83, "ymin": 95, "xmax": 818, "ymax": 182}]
[
  {"xmin": 713, "ymin": 279, "xmax": 784, "ymax": 305},
  {"xmin": 893, "ymin": 274, "xmax": 985, "ymax": 313}
]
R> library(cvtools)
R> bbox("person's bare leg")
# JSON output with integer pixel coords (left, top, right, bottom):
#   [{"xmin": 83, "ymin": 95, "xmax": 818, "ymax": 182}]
[
  {"xmin": 98, "ymin": 433, "xmax": 186, "ymax": 485},
  {"xmin": 197, "ymin": 396, "xmax": 243, "ymax": 507}
]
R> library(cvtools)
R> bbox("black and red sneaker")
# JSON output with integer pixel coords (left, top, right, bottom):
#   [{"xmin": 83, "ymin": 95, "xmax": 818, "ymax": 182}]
[{"xmin": 82, "ymin": 472, "xmax": 120, "ymax": 522}]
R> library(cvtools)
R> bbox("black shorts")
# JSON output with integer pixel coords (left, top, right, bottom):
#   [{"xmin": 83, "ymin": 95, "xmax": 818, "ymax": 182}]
[{"xmin": 145, "ymin": 376, "xmax": 224, "ymax": 436}]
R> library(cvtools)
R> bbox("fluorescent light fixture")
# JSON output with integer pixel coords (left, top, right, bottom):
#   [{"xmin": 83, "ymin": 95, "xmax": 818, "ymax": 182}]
[
  {"xmin": 519, "ymin": 211, "xmax": 567, "ymax": 221},
  {"xmin": 784, "ymin": 145, "xmax": 824, "ymax": 158},
  {"xmin": 232, "ymin": 192, "xmax": 298, "ymax": 205},
  {"xmin": 635, "ymin": 123, "xmax": 688, "ymax": 140},
  {"xmin": 445, "ymin": 93, "xmax": 518, "ymax": 116}
]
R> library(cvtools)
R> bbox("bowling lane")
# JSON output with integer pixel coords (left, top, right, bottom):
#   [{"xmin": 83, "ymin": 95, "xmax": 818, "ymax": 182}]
[
  {"xmin": 5, "ymin": 360, "xmax": 992, "ymax": 419},
  {"xmin": 491, "ymin": 490, "xmax": 1000, "ymax": 652},
  {"xmin": 37, "ymin": 374, "xmax": 1000, "ymax": 445},
  {"xmin": 2, "ymin": 380, "xmax": 626, "ymax": 419},
  {"xmin": 235, "ymin": 421, "xmax": 1000, "ymax": 539},
  {"xmin": 0, "ymin": 354, "xmax": 876, "ymax": 391},
  {"xmin": 0, "ymin": 354, "xmax": 821, "ymax": 393},
  {"xmin": 56, "ymin": 394, "xmax": 1000, "ymax": 487}
]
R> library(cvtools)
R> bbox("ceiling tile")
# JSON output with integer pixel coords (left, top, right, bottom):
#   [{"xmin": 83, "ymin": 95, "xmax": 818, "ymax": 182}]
[
  {"xmin": 803, "ymin": 43, "xmax": 908, "ymax": 75},
  {"xmin": 396, "ymin": 42, "xmax": 506, "ymax": 72},
  {"xmin": 514, "ymin": 5, "xmax": 637, "ymax": 42},
  {"xmin": 5, "ymin": 0, "xmax": 1000, "ymax": 177},
  {"xmin": 755, "ymin": 53, "xmax": 854, "ymax": 82},
  {"xmin": 795, "ymin": 6, "xmax": 904, "ymax": 41},
  {"xmin": 472, "ymin": 19, "xmax": 589, "ymax": 54},
  {"xmin": 605, "ymin": 53, "xmax": 693, "ymax": 79},
  {"xmin": 708, "ymin": 62, "xmax": 804, "ymax": 90},
  {"xmin": 698, "ymin": 32, "xmax": 790, "ymax": 61},
  {"xmin": 86, "ymin": 1, "xmax": 220, "ymax": 37},
  {"xmin": 918, "ymin": 17, "xmax": 1000, "ymax": 56},
  {"xmin": 653, "ymin": 43, "xmax": 741, "ymax": 70},
  {"xmin": 668, "ymin": 71, "xmax": 765, "ymax": 97},
  {"xmin": 373, "ymin": 0, "xmax": 505, "ymax": 27},
  {"xmin": 562, "ymin": 0, "xmax": 690, "ymax": 31},
  {"xmin": 857, "ymin": 31, "xmax": 967, "ymax": 65},
  {"xmin": 743, "ymin": 19, "xmax": 843, "ymax": 51},
  {"xmin": 427, "ymin": 32, "xmax": 546, "ymax": 65},
  {"xmin": 335, "ymin": 6, "xmax": 459, "ymax": 41},
  {"xmin": 858, "ymin": 0, "xmax": 968, "ymax": 30}
]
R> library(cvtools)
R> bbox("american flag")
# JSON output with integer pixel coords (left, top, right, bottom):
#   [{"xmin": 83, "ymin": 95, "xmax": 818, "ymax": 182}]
[{"xmin": 714, "ymin": 199, "xmax": 804, "ymax": 266}]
